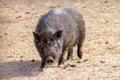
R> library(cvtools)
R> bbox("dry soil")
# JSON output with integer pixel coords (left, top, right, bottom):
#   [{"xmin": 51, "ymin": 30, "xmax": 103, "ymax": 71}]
[{"xmin": 0, "ymin": 0, "xmax": 120, "ymax": 80}]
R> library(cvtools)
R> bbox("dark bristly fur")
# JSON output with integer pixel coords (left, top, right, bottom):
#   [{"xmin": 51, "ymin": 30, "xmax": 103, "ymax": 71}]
[{"xmin": 33, "ymin": 7, "xmax": 85, "ymax": 70}]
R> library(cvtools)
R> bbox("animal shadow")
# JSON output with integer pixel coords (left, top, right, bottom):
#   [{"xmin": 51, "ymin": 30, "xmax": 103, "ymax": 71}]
[{"xmin": 0, "ymin": 60, "xmax": 41, "ymax": 79}]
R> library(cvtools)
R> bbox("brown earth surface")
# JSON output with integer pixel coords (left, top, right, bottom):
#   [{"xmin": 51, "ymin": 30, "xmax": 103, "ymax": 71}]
[{"xmin": 0, "ymin": 0, "xmax": 120, "ymax": 80}]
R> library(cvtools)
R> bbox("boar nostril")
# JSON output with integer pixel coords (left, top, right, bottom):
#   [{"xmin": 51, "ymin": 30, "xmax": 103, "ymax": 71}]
[
  {"xmin": 47, "ymin": 59, "xmax": 54, "ymax": 63},
  {"xmin": 46, "ymin": 56, "xmax": 54, "ymax": 64}
]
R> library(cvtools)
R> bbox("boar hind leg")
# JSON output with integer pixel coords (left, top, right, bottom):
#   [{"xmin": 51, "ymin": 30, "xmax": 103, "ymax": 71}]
[
  {"xmin": 77, "ymin": 42, "xmax": 83, "ymax": 59},
  {"xmin": 67, "ymin": 47, "xmax": 73, "ymax": 60},
  {"xmin": 77, "ymin": 33, "xmax": 85, "ymax": 59}
]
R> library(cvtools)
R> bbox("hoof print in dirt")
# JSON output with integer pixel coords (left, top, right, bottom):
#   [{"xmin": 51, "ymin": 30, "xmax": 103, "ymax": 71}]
[{"xmin": 33, "ymin": 7, "xmax": 85, "ymax": 70}]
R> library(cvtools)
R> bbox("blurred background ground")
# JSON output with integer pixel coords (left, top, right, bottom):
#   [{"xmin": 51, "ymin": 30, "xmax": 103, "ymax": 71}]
[{"xmin": 0, "ymin": 0, "xmax": 120, "ymax": 80}]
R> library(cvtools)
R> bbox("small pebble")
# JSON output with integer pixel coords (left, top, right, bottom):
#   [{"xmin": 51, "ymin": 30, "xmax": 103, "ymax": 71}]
[
  {"xmin": 31, "ymin": 59, "xmax": 35, "ymax": 62},
  {"xmin": 63, "ymin": 64, "xmax": 76, "ymax": 69},
  {"xmin": 20, "ymin": 56, "xmax": 23, "ymax": 58},
  {"xmin": 63, "ymin": 65, "xmax": 68, "ymax": 69},
  {"xmin": 107, "ymin": 47, "xmax": 111, "ymax": 49},
  {"xmin": 105, "ymin": 41, "xmax": 108, "ymax": 44},
  {"xmin": 4, "ymin": 33, "xmax": 7, "ymax": 35},
  {"xmin": 77, "ymin": 61, "xmax": 81, "ymax": 63},
  {"xmin": 16, "ymin": 15, "xmax": 21, "ymax": 18},
  {"xmin": 70, "ymin": 64, "xmax": 76, "ymax": 67},
  {"xmin": 83, "ymin": 6, "xmax": 86, "ymax": 8},
  {"xmin": 104, "ymin": 1, "xmax": 108, "ymax": 3},
  {"xmin": 112, "ymin": 65, "xmax": 117, "ymax": 68},
  {"xmin": 63, "ymin": 67, "xmax": 66, "ymax": 69},
  {"xmin": 100, "ymin": 61, "xmax": 105, "ymax": 63},
  {"xmin": 0, "ymin": 35, "xmax": 2, "ymax": 38},
  {"xmin": 83, "ymin": 59, "xmax": 88, "ymax": 62},
  {"xmin": 93, "ymin": 64, "xmax": 98, "ymax": 66},
  {"xmin": 25, "ymin": 12, "xmax": 30, "ymax": 14},
  {"xmin": 4, "ymin": 4, "xmax": 6, "ymax": 5}
]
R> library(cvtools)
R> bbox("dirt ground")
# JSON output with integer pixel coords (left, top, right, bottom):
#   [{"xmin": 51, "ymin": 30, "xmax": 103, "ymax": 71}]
[{"xmin": 0, "ymin": 0, "xmax": 120, "ymax": 80}]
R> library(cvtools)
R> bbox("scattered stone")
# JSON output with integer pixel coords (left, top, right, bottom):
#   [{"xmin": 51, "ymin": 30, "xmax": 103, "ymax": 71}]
[
  {"xmin": 16, "ymin": 11, "xmax": 18, "ymax": 13},
  {"xmin": 104, "ymin": 20, "xmax": 109, "ymax": 23},
  {"xmin": 8, "ymin": 55, "xmax": 12, "ymax": 58},
  {"xmin": 67, "ymin": 64, "xmax": 70, "ymax": 66},
  {"xmin": 63, "ymin": 64, "xmax": 77, "ymax": 69},
  {"xmin": 25, "ymin": 12, "xmax": 30, "ymax": 14},
  {"xmin": 83, "ymin": 6, "xmax": 86, "ymax": 8},
  {"xmin": 32, "ymin": 8, "xmax": 35, "ymax": 10},
  {"xmin": 4, "ymin": 33, "xmax": 7, "ymax": 35},
  {"xmin": 25, "ymin": 25, "xmax": 29, "ymax": 27},
  {"xmin": 31, "ymin": 59, "xmax": 35, "ymax": 62},
  {"xmin": 4, "ymin": 4, "xmax": 7, "ymax": 5},
  {"xmin": 77, "ymin": 61, "xmax": 81, "ymax": 63},
  {"xmin": 83, "ymin": 59, "xmax": 88, "ymax": 62},
  {"xmin": 105, "ymin": 41, "xmax": 108, "ymax": 44},
  {"xmin": 104, "ymin": 1, "xmax": 108, "ymax": 3},
  {"xmin": 112, "ymin": 65, "xmax": 117, "ymax": 68},
  {"xmin": 20, "ymin": 56, "xmax": 23, "ymax": 58},
  {"xmin": 93, "ymin": 64, "xmax": 98, "ymax": 66},
  {"xmin": 16, "ymin": 15, "xmax": 22, "ymax": 18},
  {"xmin": 70, "ymin": 64, "xmax": 76, "ymax": 67},
  {"xmin": 63, "ymin": 65, "xmax": 69, "ymax": 69},
  {"xmin": 88, "ymin": 77, "xmax": 90, "ymax": 80},
  {"xmin": 107, "ymin": 47, "xmax": 111, "ymax": 49},
  {"xmin": 100, "ymin": 61, "xmax": 105, "ymax": 63},
  {"xmin": 0, "ymin": 35, "xmax": 2, "ymax": 38}
]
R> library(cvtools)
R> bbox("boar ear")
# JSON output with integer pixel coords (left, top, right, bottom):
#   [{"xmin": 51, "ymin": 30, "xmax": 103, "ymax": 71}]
[
  {"xmin": 54, "ymin": 30, "xmax": 63, "ymax": 39},
  {"xmin": 33, "ymin": 32, "xmax": 40, "ymax": 40}
]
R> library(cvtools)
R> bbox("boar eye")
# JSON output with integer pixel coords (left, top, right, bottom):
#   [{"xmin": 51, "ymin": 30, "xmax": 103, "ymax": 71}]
[
  {"xmin": 41, "ymin": 46, "xmax": 45, "ymax": 51},
  {"xmin": 50, "ymin": 37, "xmax": 54, "ymax": 42}
]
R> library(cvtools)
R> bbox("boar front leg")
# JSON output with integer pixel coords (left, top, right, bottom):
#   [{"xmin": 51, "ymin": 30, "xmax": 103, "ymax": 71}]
[
  {"xmin": 40, "ymin": 60, "xmax": 45, "ymax": 71},
  {"xmin": 58, "ymin": 50, "xmax": 66, "ymax": 66}
]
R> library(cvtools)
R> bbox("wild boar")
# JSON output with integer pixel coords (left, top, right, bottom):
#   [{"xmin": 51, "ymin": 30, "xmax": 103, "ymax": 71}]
[{"xmin": 33, "ymin": 7, "xmax": 85, "ymax": 70}]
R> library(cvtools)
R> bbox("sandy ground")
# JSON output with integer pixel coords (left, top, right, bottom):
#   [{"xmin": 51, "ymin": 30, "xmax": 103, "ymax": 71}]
[{"xmin": 0, "ymin": 0, "xmax": 120, "ymax": 80}]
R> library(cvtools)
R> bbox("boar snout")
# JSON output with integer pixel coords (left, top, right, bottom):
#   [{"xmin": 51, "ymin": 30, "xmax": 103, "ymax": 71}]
[{"xmin": 46, "ymin": 56, "xmax": 54, "ymax": 64}]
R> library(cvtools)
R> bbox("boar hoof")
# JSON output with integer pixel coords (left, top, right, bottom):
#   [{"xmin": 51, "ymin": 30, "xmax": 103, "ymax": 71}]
[{"xmin": 77, "ymin": 51, "xmax": 83, "ymax": 59}]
